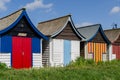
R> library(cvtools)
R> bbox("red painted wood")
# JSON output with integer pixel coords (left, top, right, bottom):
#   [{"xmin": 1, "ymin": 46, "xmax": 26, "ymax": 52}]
[
  {"xmin": 12, "ymin": 37, "xmax": 22, "ymax": 68},
  {"xmin": 113, "ymin": 44, "xmax": 120, "ymax": 60},
  {"xmin": 12, "ymin": 37, "xmax": 32, "ymax": 69},
  {"xmin": 22, "ymin": 38, "xmax": 32, "ymax": 68}
]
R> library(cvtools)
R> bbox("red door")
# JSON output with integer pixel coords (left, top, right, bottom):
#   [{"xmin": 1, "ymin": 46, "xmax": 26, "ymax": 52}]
[{"xmin": 12, "ymin": 37, "xmax": 32, "ymax": 69}]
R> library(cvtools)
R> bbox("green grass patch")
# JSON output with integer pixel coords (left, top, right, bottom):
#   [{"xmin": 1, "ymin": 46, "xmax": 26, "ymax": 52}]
[{"xmin": 0, "ymin": 58, "xmax": 120, "ymax": 80}]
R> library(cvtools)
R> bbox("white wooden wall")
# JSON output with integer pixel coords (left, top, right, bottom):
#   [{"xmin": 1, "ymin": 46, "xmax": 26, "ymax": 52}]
[
  {"xmin": 84, "ymin": 43, "xmax": 88, "ymax": 59},
  {"xmin": 102, "ymin": 54, "xmax": 108, "ymax": 61},
  {"xmin": 0, "ymin": 53, "xmax": 11, "ymax": 67},
  {"xmin": 71, "ymin": 41, "xmax": 80, "ymax": 61},
  {"xmin": 50, "ymin": 39, "xmax": 64, "ymax": 66},
  {"xmin": 109, "ymin": 45, "xmax": 116, "ymax": 60},
  {"xmin": 50, "ymin": 39, "xmax": 80, "ymax": 67},
  {"xmin": 87, "ymin": 54, "xmax": 93, "ymax": 59},
  {"xmin": 112, "ymin": 54, "xmax": 116, "ymax": 60},
  {"xmin": 109, "ymin": 44, "xmax": 113, "ymax": 60},
  {"xmin": 33, "ymin": 53, "xmax": 42, "ymax": 67}
]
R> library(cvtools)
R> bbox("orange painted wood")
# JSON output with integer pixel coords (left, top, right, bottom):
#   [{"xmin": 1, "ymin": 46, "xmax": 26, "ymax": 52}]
[{"xmin": 94, "ymin": 43, "xmax": 96, "ymax": 61}]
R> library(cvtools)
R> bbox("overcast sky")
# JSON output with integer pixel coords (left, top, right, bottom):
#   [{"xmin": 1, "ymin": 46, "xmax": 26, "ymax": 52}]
[{"xmin": 0, "ymin": 0, "xmax": 120, "ymax": 30}]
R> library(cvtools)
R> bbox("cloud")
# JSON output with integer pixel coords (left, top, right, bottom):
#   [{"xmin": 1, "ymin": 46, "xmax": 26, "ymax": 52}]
[
  {"xmin": 110, "ymin": 6, "xmax": 120, "ymax": 14},
  {"xmin": 0, "ymin": 0, "xmax": 10, "ymax": 11},
  {"xmin": 45, "ymin": 8, "xmax": 52, "ymax": 13},
  {"xmin": 76, "ymin": 22, "xmax": 93, "ymax": 27},
  {"xmin": 24, "ymin": 0, "xmax": 53, "ymax": 11}
]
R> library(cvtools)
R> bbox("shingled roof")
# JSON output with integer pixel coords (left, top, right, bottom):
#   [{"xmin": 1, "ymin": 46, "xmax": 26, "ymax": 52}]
[
  {"xmin": 0, "ymin": 8, "xmax": 48, "ymax": 40},
  {"xmin": 77, "ymin": 24, "xmax": 110, "ymax": 44},
  {"xmin": 0, "ymin": 8, "xmax": 23, "ymax": 31},
  {"xmin": 104, "ymin": 28, "xmax": 120, "ymax": 43},
  {"xmin": 37, "ymin": 15, "xmax": 84, "ymax": 38}
]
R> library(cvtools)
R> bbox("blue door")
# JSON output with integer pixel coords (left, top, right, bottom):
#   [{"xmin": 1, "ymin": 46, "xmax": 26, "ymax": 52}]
[{"xmin": 64, "ymin": 40, "xmax": 71, "ymax": 65}]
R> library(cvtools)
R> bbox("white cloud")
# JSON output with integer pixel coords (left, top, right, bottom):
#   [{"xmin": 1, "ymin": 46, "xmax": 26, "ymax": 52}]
[
  {"xmin": 76, "ymin": 22, "xmax": 93, "ymax": 27},
  {"xmin": 0, "ymin": 0, "xmax": 10, "ymax": 11},
  {"xmin": 45, "ymin": 8, "xmax": 52, "ymax": 13},
  {"xmin": 110, "ymin": 6, "xmax": 120, "ymax": 14},
  {"xmin": 24, "ymin": 0, "xmax": 53, "ymax": 11}
]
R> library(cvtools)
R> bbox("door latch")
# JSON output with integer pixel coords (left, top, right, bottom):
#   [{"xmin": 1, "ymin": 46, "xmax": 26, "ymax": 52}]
[{"xmin": 22, "ymin": 52, "xmax": 24, "ymax": 55}]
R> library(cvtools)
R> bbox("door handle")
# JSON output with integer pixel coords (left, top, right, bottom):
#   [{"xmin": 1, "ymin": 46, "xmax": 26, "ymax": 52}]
[{"xmin": 22, "ymin": 52, "xmax": 24, "ymax": 56}]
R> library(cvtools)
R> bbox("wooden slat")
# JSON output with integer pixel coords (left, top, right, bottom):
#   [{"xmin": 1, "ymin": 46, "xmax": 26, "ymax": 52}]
[{"xmin": 94, "ymin": 43, "xmax": 96, "ymax": 61}]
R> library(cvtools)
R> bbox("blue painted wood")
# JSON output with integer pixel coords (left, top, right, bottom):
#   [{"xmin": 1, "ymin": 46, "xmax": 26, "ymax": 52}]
[
  {"xmin": 32, "ymin": 38, "xmax": 41, "ymax": 53},
  {"xmin": 1, "ymin": 36, "xmax": 12, "ymax": 53},
  {"xmin": 64, "ymin": 40, "xmax": 71, "ymax": 65},
  {"xmin": 0, "ymin": 37, "xmax": 1, "ymax": 52}
]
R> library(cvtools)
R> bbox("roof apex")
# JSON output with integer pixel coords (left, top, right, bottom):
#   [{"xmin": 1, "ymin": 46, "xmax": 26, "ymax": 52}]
[
  {"xmin": 77, "ymin": 24, "xmax": 101, "ymax": 29},
  {"xmin": 0, "ymin": 8, "xmax": 25, "ymax": 20},
  {"xmin": 38, "ymin": 14, "xmax": 71, "ymax": 24}
]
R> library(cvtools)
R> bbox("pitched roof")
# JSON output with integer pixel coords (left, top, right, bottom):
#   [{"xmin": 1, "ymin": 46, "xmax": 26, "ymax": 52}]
[
  {"xmin": 37, "ymin": 15, "xmax": 84, "ymax": 38},
  {"xmin": 77, "ymin": 24, "xmax": 110, "ymax": 44},
  {"xmin": 0, "ymin": 8, "xmax": 23, "ymax": 31},
  {"xmin": 77, "ymin": 24, "xmax": 100, "ymax": 41},
  {"xmin": 0, "ymin": 8, "xmax": 48, "ymax": 40},
  {"xmin": 104, "ymin": 28, "xmax": 120, "ymax": 42}
]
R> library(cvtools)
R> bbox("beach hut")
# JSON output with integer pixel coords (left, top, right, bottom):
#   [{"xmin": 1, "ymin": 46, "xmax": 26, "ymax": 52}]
[
  {"xmin": 77, "ymin": 24, "xmax": 110, "ymax": 62},
  {"xmin": 104, "ymin": 28, "xmax": 120, "ymax": 60},
  {"xmin": 0, "ymin": 8, "xmax": 48, "ymax": 69},
  {"xmin": 37, "ymin": 15, "xmax": 84, "ymax": 66}
]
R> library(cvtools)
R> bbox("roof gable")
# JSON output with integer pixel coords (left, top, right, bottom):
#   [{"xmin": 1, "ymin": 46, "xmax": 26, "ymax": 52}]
[
  {"xmin": 104, "ymin": 28, "xmax": 120, "ymax": 43},
  {"xmin": 77, "ymin": 24, "xmax": 110, "ymax": 44},
  {"xmin": 77, "ymin": 24, "xmax": 99, "ymax": 41},
  {"xmin": 0, "ymin": 8, "xmax": 48, "ymax": 40},
  {"xmin": 54, "ymin": 21, "xmax": 81, "ymax": 40},
  {"xmin": 37, "ymin": 15, "xmax": 84, "ymax": 39}
]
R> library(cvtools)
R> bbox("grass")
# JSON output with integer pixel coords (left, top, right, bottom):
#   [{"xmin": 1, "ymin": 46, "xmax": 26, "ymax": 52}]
[{"xmin": 0, "ymin": 58, "xmax": 120, "ymax": 80}]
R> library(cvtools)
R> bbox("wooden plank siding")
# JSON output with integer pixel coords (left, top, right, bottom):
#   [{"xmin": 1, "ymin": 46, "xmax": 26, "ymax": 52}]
[
  {"xmin": 0, "ymin": 53, "xmax": 11, "ymax": 67},
  {"xmin": 55, "ymin": 22, "xmax": 80, "ymax": 40},
  {"xmin": 87, "ymin": 42, "xmax": 107, "ymax": 62},
  {"xmin": 112, "ymin": 43, "xmax": 120, "ymax": 60},
  {"xmin": 80, "ymin": 42, "xmax": 85, "ymax": 58},
  {"xmin": 7, "ymin": 17, "xmax": 38, "ymax": 38},
  {"xmin": 33, "ymin": 53, "xmax": 42, "ymax": 67},
  {"xmin": 91, "ymin": 31, "xmax": 106, "ymax": 43},
  {"xmin": 87, "ymin": 31, "xmax": 108, "ymax": 62},
  {"xmin": 71, "ymin": 40, "xmax": 80, "ymax": 61},
  {"xmin": 42, "ymin": 40, "xmax": 50, "ymax": 66}
]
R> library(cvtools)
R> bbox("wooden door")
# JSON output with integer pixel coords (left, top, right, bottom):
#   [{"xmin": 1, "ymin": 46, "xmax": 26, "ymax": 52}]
[
  {"xmin": 64, "ymin": 40, "xmax": 71, "ymax": 65},
  {"xmin": 12, "ymin": 37, "xmax": 32, "ymax": 69}
]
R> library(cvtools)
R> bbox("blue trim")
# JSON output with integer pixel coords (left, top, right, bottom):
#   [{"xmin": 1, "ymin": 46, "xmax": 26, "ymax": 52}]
[
  {"xmin": 69, "ymin": 16, "xmax": 86, "ymax": 39},
  {"xmin": 99, "ymin": 25, "xmax": 111, "ymax": 44},
  {"xmin": 0, "ymin": 10, "xmax": 48, "ymax": 40},
  {"xmin": 1, "ymin": 36, "xmax": 12, "ymax": 53},
  {"xmin": 87, "ymin": 24, "xmax": 110, "ymax": 44},
  {"xmin": 32, "ymin": 37, "xmax": 41, "ymax": 53},
  {"xmin": 0, "ymin": 36, "xmax": 1, "ymax": 52},
  {"xmin": 87, "ymin": 27, "xmax": 99, "ymax": 42}
]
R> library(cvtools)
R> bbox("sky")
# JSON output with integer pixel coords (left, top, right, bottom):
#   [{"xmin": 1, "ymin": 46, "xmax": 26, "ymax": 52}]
[{"xmin": 0, "ymin": 0, "xmax": 120, "ymax": 30}]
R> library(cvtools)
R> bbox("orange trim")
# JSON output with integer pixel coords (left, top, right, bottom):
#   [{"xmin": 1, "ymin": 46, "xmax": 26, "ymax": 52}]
[
  {"xmin": 91, "ymin": 42, "xmax": 93, "ymax": 53},
  {"xmin": 96, "ymin": 43, "xmax": 98, "ymax": 62},
  {"xmin": 94, "ymin": 43, "xmax": 96, "ymax": 61},
  {"xmin": 100, "ymin": 43, "xmax": 102, "ymax": 61},
  {"xmin": 104, "ymin": 44, "xmax": 107, "ymax": 53},
  {"xmin": 88, "ymin": 43, "xmax": 90, "ymax": 53},
  {"xmin": 102, "ymin": 43, "xmax": 105, "ymax": 54},
  {"xmin": 98, "ymin": 43, "xmax": 100, "ymax": 62},
  {"xmin": 90, "ymin": 42, "xmax": 92, "ymax": 53}
]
